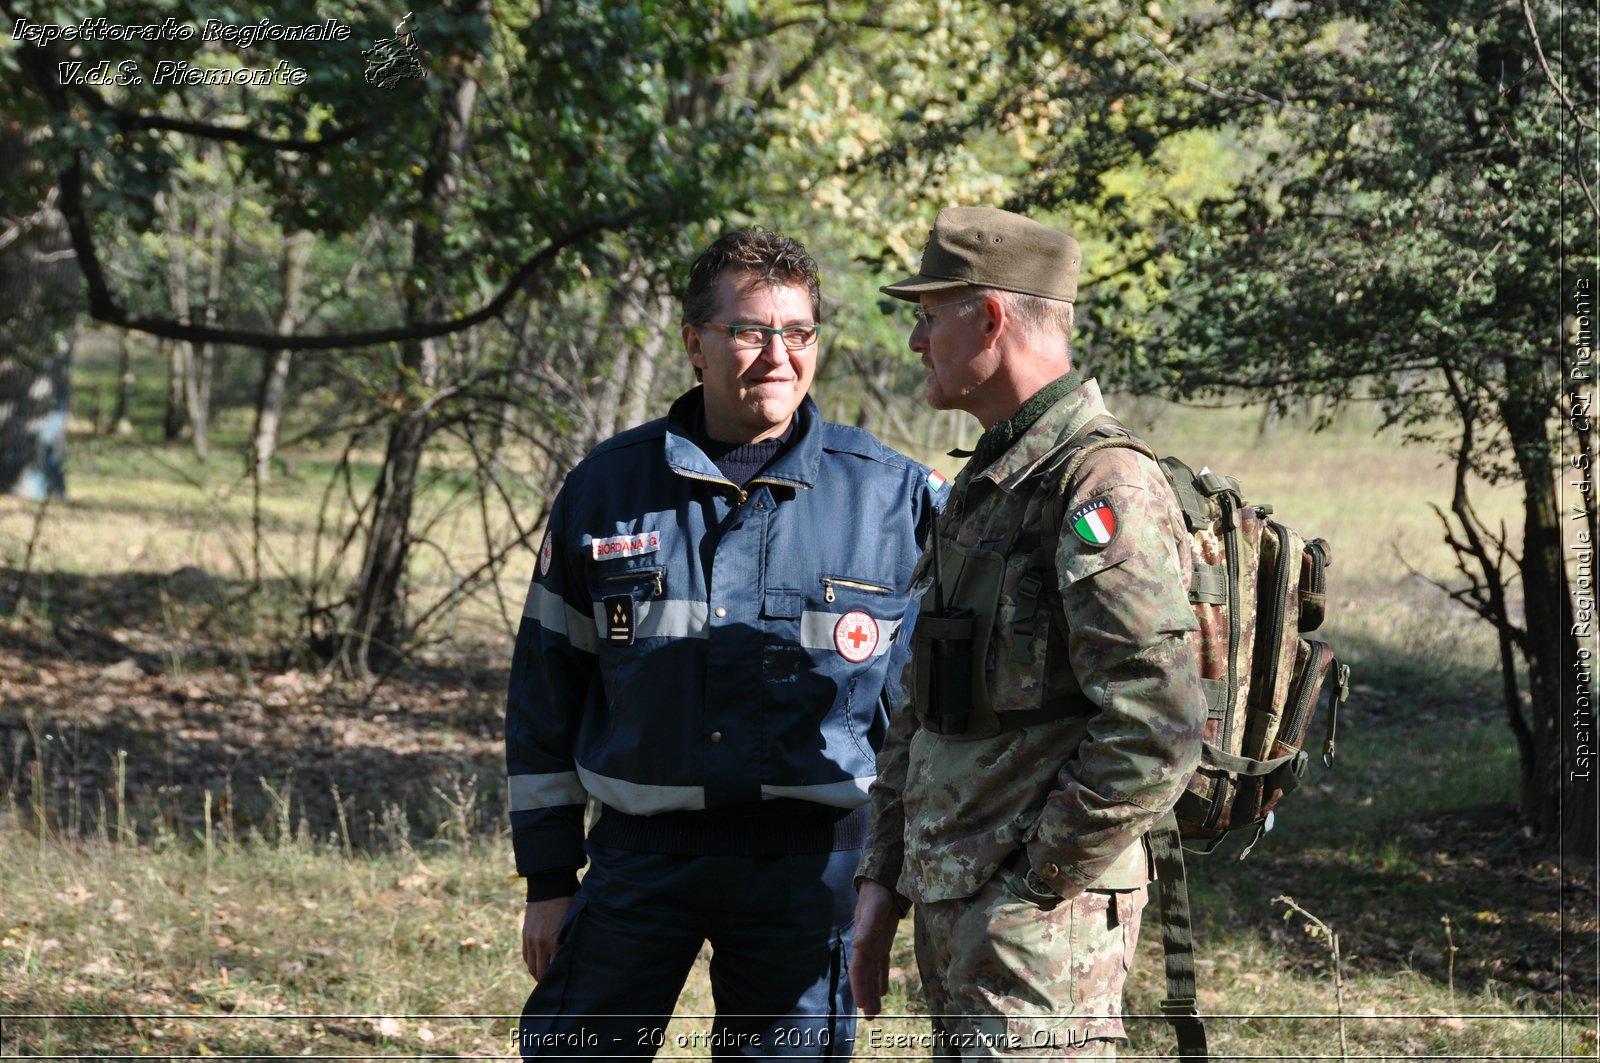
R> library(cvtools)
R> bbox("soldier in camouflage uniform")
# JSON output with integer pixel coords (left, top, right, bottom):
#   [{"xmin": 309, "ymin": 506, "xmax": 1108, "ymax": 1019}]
[{"xmin": 850, "ymin": 208, "xmax": 1205, "ymax": 1059}]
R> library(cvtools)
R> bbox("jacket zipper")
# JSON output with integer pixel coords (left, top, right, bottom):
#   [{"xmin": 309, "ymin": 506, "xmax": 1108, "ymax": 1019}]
[
  {"xmin": 602, "ymin": 568, "xmax": 664, "ymax": 598},
  {"xmin": 820, "ymin": 577, "xmax": 893, "ymax": 603},
  {"xmin": 675, "ymin": 468, "xmax": 744, "ymax": 502}
]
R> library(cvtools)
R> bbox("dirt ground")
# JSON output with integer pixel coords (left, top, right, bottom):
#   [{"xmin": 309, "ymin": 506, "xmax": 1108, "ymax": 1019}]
[{"xmin": 1, "ymin": 564, "xmax": 1595, "ymax": 1019}]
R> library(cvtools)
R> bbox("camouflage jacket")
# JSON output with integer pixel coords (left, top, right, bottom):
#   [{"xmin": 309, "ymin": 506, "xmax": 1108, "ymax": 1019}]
[{"xmin": 860, "ymin": 377, "xmax": 1204, "ymax": 906}]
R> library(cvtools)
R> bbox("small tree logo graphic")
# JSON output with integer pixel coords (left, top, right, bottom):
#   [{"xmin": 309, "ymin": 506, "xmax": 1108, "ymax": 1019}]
[{"xmin": 363, "ymin": 12, "xmax": 427, "ymax": 90}]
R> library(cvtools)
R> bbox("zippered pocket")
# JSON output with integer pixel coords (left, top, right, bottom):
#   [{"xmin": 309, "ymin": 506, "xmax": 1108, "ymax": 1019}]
[
  {"xmin": 1245, "ymin": 519, "xmax": 1301, "ymax": 758},
  {"xmin": 1276, "ymin": 638, "xmax": 1334, "ymax": 758},
  {"xmin": 1299, "ymin": 539, "xmax": 1330, "ymax": 632},
  {"xmin": 1255, "ymin": 638, "xmax": 1338, "ymax": 821},
  {"xmin": 601, "ymin": 567, "xmax": 664, "ymax": 599},
  {"xmin": 820, "ymin": 576, "xmax": 893, "ymax": 603}
]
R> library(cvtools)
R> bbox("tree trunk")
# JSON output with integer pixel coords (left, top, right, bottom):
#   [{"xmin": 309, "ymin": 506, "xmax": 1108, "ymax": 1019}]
[
  {"xmin": 615, "ymin": 264, "xmax": 673, "ymax": 434},
  {"xmin": 0, "ymin": 127, "xmax": 78, "ymax": 500},
  {"xmin": 183, "ymin": 341, "xmax": 211, "ymax": 462},
  {"xmin": 164, "ymin": 192, "xmax": 199, "ymax": 452},
  {"xmin": 163, "ymin": 338, "xmax": 184, "ymax": 441},
  {"xmin": 345, "ymin": 0, "xmax": 487, "ymax": 673},
  {"xmin": 0, "ymin": 336, "xmax": 74, "ymax": 501},
  {"xmin": 111, "ymin": 332, "xmax": 134, "ymax": 436},
  {"xmin": 185, "ymin": 151, "xmax": 228, "ymax": 464},
  {"xmin": 253, "ymin": 231, "xmax": 312, "ymax": 482},
  {"xmin": 1501, "ymin": 357, "xmax": 1591, "ymax": 856}
]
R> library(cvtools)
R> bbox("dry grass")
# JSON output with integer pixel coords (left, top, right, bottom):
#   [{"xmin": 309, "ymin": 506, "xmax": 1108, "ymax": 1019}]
[{"xmin": 2, "ymin": 392, "xmax": 1594, "ymax": 1060}]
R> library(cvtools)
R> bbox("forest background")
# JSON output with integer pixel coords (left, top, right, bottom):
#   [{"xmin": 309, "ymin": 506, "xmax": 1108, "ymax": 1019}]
[{"xmin": 0, "ymin": 0, "xmax": 1596, "ymax": 1058}]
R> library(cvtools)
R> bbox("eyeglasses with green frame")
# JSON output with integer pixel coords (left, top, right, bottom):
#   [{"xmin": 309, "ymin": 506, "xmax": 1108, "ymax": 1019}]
[{"xmin": 698, "ymin": 322, "xmax": 822, "ymax": 350}]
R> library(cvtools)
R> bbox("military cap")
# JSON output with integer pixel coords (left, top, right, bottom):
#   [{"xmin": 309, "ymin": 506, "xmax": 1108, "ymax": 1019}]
[{"xmin": 880, "ymin": 207, "xmax": 1081, "ymax": 304}]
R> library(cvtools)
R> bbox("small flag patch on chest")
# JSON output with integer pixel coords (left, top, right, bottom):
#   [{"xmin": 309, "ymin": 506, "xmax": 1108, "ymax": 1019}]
[
  {"xmin": 1069, "ymin": 498, "xmax": 1118, "ymax": 547},
  {"xmin": 927, "ymin": 469, "xmax": 949, "ymax": 493}
]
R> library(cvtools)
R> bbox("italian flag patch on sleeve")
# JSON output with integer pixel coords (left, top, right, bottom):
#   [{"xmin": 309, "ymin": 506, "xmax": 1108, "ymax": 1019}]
[{"xmin": 1069, "ymin": 498, "xmax": 1118, "ymax": 547}]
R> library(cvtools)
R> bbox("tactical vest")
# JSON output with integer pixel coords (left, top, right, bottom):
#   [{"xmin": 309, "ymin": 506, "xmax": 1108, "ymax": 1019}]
[{"xmin": 910, "ymin": 421, "xmax": 1125, "ymax": 739}]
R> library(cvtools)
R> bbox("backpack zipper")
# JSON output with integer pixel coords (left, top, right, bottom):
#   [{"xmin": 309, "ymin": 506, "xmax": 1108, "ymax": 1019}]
[
  {"xmin": 1251, "ymin": 519, "xmax": 1296, "ymax": 747},
  {"xmin": 1206, "ymin": 490, "xmax": 1243, "ymax": 832},
  {"xmin": 1280, "ymin": 639, "xmax": 1333, "ymax": 752}
]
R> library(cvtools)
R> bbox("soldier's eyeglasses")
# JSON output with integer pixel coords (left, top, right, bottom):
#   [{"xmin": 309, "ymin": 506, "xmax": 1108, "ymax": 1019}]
[{"xmin": 912, "ymin": 294, "xmax": 987, "ymax": 329}]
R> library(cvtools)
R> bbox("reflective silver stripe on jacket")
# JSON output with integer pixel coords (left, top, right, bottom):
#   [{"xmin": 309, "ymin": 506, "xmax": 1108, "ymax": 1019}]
[
  {"xmin": 508, "ymin": 771, "xmax": 586, "ymax": 811},
  {"xmin": 762, "ymin": 778, "xmax": 874, "ymax": 807},
  {"xmin": 799, "ymin": 612, "xmax": 902, "ymax": 658},
  {"xmin": 523, "ymin": 583, "xmax": 597, "ymax": 653},
  {"xmin": 570, "ymin": 769, "xmax": 876, "ymax": 815},
  {"xmin": 577, "ymin": 765, "xmax": 705, "ymax": 814},
  {"xmin": 602, "ymin": 599, "xmax": 711, "ymax": 641}
]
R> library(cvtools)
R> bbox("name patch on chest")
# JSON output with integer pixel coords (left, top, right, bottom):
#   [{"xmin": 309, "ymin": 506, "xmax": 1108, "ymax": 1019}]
[{"xmin": 591, "ymin": 530, "xmax": 661, "ymax": 560}]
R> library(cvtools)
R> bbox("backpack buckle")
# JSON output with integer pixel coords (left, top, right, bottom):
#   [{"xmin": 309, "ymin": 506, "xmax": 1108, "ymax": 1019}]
[{"xmin": 1160, "ymin": 997, "xmax": 1200, "ymax": 1018}]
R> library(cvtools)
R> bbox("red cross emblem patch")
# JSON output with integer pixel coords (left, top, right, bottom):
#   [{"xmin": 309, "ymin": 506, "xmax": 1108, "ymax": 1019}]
[{"xmin": 833, "ymin": 610, "xmax": 880, "ymax": 663}]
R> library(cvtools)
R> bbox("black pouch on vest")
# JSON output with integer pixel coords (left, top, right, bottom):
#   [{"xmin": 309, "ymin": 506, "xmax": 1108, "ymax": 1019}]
[{"xmin": 914, "ymin": 607, "xmax": 976, "ymax": 735}]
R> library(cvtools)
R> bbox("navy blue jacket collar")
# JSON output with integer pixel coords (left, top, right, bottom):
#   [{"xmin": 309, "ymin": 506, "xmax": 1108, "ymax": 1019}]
[{"xmin": 663, "ymin": 388, "xmax": 821, "ymax": 490}]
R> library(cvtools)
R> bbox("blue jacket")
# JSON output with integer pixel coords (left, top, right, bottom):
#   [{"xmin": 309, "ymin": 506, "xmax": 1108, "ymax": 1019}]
[{"xmin": 506, "ymin": 389, "xmax": 943, "ymax": 892}]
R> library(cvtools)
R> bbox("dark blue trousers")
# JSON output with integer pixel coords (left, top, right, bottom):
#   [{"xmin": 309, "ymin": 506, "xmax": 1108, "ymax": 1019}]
[{"xmin": 519, "ymin": 844, "xmax": 859, "ymax": 1060}]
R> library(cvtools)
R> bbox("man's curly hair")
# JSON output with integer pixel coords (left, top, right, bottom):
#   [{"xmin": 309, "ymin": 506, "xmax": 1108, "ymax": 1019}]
[{"xmin": 681, "ymin": 229, "xmax": 821, "ymax": 326}]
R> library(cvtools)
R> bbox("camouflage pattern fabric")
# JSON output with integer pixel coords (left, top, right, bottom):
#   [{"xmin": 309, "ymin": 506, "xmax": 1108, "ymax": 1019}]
[
  {"xmin": 859, "ymin": 376, "xmax": 1203, "ymax": 1055},
  {"xmin": 914, "ymin": 874, "xmax": 1147, "ymax": 1058},
  {"xmin": 861, "ymin": 376, "xmax": 1204, "ymax": 905}
]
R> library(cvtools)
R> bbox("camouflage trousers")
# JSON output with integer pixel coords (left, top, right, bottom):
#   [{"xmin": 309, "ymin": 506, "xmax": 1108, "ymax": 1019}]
[{"xmin": 912, "ymin": 867, "xmax": 1146, "ymax": 1061}]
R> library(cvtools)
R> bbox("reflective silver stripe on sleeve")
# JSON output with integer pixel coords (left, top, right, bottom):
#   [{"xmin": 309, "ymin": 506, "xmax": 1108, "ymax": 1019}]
[
  {"xmin": 760, "ymin": 777, "xmax": 874, "ymax": 808},
  {"xmin": 576, "ymin": 765, "xmax": 706, "ymax": 814},
  {"xmin": 590, "ymin": 599, "xmax": 710, "ymax": 643},
  {"xmin": 799, "ymin": 612, "xmax": 901, "ymax": 658},
  {"xmin": 508, "ymin": 771, "xmax": 586, "ymax": 812},
  {"xmin": 523, "ymin": 583, "xmax": 596, "ymax": 653}
]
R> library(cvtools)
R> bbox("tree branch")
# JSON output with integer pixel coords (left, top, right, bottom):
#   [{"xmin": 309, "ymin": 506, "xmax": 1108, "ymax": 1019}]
[
  {"xmin": 1521, "ymin": 0, "xmax": 1600, "ymax": 218},
  {"xmin": 52, "ymin": 116, "xmax": 652, "ymax": 350},
  {"xmin": 1522, "ymin": 0, "xmax": 1598, "ymax": 133},
  {"xmin": 1131, "ymin": 31, "xmax": 1288, "ymax": 109},
  {"xmin": 65, "ymin": 82, "xmax": 371, "ymax": 153}
]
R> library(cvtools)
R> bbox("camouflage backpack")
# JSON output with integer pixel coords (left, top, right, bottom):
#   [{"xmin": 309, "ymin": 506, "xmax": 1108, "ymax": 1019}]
[{"xmin": 1057, "ymin": 433, "xmax": 1352, "ymax": 1062}]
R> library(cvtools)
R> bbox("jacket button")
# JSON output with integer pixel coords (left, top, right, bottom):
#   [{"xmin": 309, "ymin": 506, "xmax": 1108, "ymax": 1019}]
[
  {"xmin": 714, "ymin": 607, "xmax": 727, "ymax": 618},
  {"xmin": 1043, "ymin": 862, "xmax": 1061, "ymax": 878},
  {"xmin": 710, "ymin": 731, "xmax": 723, "ymax": 743}
]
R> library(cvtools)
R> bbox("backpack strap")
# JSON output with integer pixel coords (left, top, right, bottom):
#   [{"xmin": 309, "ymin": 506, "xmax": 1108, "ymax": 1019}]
[
  {"xmin": 1053, "ymin": 435, "xmax": 1161, "ymax": 521},
  {"xmin": 1150, "ymin": 812, "xmax": 1210, "ymax": 1060},
  {"xmin": 1051, "ymin": 433, "xmax": 1211, "ymax": 1062},
  {"xmin": 1004, "ymin": 414, "xmax": 1132, "ymax": 667}
]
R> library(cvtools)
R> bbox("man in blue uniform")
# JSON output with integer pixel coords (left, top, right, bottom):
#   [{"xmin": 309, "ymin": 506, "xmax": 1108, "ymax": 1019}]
[{"xmin": 507, "ymin": 229, "xmax": 943, "ymax": 1058}]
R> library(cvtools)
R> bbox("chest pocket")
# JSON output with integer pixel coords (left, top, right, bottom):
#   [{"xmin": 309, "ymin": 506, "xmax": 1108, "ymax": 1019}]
[
  {"xmin": 910, "ymin": 492, "xmax": 1080, "ymax": 740},
  {"xmin": 910, "ymin": 539, "xmax": 1005, "ymax": 736},
  {"xmin": 590, "ymin": 566, "xmax": 665, "ymax": 646}
]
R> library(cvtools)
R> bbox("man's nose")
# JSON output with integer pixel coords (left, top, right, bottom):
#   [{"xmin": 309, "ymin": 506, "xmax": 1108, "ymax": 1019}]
[
  {"xmin": 908, "ymin": 321, "xmax": 929, "ymax": 353},
  {"xmin": 754, "ymin": 334, "xmax": 788, "ymax": 360}
]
